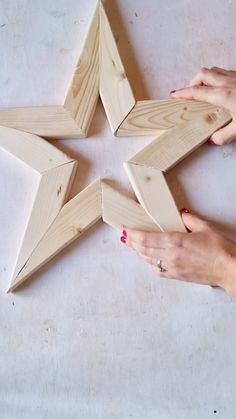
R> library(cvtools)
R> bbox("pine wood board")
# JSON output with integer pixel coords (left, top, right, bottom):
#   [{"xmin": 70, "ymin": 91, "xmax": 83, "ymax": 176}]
[
  {"xmin": 0, "ymin": 125, "xmax": 76, "ymax": 172},
  {"xmin": 116, "ymin": 99, "xmax": 228, "ymax": 136},
  {"xmin": 0, "ymin": 106, "xmax": 84, "ymax": 139},
  {"xmin": 11, "ymin": 161, "xmax": 78, "ymax": 282},
  {"xmin": 101, "ymin": 182, "xmax": 161, "ymax": 232},
  {"xmin": 7, "ymin": 179, "xmax": 102, "ymax": 292},
  {"xmin": 124, "ymin": 163, "xmax": 185, "ymax": 232},
  {"xmin": 129, "ymin": 108, "xmax": 231, "ymax": 172},
  {"xmin": 64, "ymin": 2, "xmax": 100, "ymax": 136},
  {"xmin": 99, "ymin": 2, "xmax": 136, "ymax": 133}
]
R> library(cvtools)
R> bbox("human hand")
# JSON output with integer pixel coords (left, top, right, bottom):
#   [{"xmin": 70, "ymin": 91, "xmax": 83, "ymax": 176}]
[
  {"xmin": 171, "ymin": 67, "xmax": 236, "ymax": 145},
  {"xmin": 121, "ymin": 211, "xmax": 236, "ymax": 297}
]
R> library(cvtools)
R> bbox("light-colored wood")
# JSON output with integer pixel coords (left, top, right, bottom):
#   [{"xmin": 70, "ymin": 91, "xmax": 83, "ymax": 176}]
[
  {"xmin": 101, "ymin": 182, "xmax": 161, "ymax": 232},
  {"xmin": 130, "ymin": 108, "xmax": 231, "ymax": 172},
  {"xmin": 0, "ymin": 1, "xmax": 230, "ymax": 142},
  {"xmin": 0, "ymin": 125, "xmax": 74, "ymax": 172},
  {"xmin": 64, "ymin": 1, "xmax": 100, "ymax": 136},
  {"xmin": 0, "ymin": 106, "xmax": 84, "ymax": 138},
  {"xmin": 117, "ymin": 99, "xmax": 229, "ymax": 137},
  {"xmin": 99, "ymin": 1, "xmax": 136, "ymax": 133},
  {"xmin": 124, "ymin": 162, "xmax": 185, "ymax": 232},
  {"xmin": 7, "ymin": 179, "xmax": 102, "ymax": 292},
  {"xmin": 11, "ymin": 161, "xmax": 78, "ymax": 283}
]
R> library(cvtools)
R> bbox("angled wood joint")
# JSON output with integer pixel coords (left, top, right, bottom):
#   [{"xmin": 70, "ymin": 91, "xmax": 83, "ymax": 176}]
[
  {"xmin": 0, "ymin": 1, "xmax": 230, "ymax": 139},
  {"xmin": 124, "ymin": 108, "xmax": 231, "ymax": 232}
]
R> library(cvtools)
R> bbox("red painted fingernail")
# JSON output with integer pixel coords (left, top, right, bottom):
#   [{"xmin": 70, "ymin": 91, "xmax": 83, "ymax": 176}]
[
  {"xmin": 120, "ymin": 236, "xmax": 126, "ymax": 244},
  {"xmin": 181, "ymin": 208, "xmax": 190, "ymax": 214},
  {"xmin": 170, "ymin": 90, "xmax": 176, "ymax": 94},
  {"xmin": 122, "ymin": 230, "xmax": 127, "ymax": 238},
  {"xmin": 207, "ymin": 138, "xmax": 217, "ymax": 146}
]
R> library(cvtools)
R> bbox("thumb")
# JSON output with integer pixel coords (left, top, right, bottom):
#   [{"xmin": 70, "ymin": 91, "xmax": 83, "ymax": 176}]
[
  {"xmin": 181, "ymin": 212, "xmax": 208, "ymax": 232},
  {"xmin": 210, "ymin": 120, "xmax": 236, "ymax": 145}
]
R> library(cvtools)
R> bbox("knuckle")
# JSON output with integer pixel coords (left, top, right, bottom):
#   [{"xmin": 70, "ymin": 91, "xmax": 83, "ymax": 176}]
[
  {"xmin": 169, "ymin": 233, "xmax": 183, "ymax": 247},
  {"xmin": 221, "ymin": 87, "xmax": 232, "ymax": 99},
  {"xmin": 137, "ymin": 232, "xmax": 147, "ymax": 246},
  {"xmin": 169, "ymin": 249, "xmax": 182, "ymax": 267}
]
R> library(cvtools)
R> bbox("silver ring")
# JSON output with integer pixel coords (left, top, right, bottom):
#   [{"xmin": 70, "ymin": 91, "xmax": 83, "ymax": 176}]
[{"xmin": 157, "ymin": 259, "xmax": 165, "ymax": 272}]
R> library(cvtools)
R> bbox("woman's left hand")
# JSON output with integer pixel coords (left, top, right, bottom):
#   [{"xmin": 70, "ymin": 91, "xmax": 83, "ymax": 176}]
[{"xmin": 121, "ymin": 211, "xmax": 236, "ymax": 296}]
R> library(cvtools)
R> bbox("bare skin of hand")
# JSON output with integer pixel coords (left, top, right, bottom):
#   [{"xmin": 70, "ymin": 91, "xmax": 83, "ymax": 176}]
[
  {"xmin": 121, "ymin": 212, "xmax": 236, "ymax": 297},
  {"xmin": 171, "ymin": 66, "xmax": 236, "ymax": 145}
]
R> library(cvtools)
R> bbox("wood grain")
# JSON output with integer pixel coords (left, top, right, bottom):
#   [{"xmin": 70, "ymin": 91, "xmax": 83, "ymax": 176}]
[
  {"xmin": 0, "ymin": 106, "xmax": 84, "ymax": 138},
  {"xmin": 124, "ymin": 163, "xmax": 185, "ymax": 232},
  {"xmin": 0, "ymin": 125, "xmax": 74, "ymax": 172},
  {"xmin": 117, "ymin": 99, "xmax": 230, "ymax": 136},
  {"xmin": 7, "ymin": 179, "xmax": 102, "ymax": 292},
  {"xmin": 11, "ymin": 161, "xmax": 78, "ymax": 285},
  {"xmin": 130, "ymin": 108, "xmax": 231, "ymax": 172},
  {"xmin": 64, "ymin": 1, "xmax": 100, "ymax": 136},
  {"xmin": 101, "ymin": 182, "xmax": 161, "ymax": 232},
  {"xmin": 99, "ymin": 1, "xmax": 135, "ymax": 133}
]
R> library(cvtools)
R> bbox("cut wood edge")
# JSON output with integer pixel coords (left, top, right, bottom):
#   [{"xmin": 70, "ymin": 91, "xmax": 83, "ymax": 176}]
[
  {"xmin": 99, "ymin": 1, "xmax": 136, "ymax": 133},
  {"xmin": 101, "ymin": 181, "xmax": 161, "ymax": 232},
  {"xmin": 7, "ymin": 179, "xmax": 102, "ymax": 293},
  {"xmin": 124, "ymin": 162, "xmax": 186, "ymax": 232},
  {"xmin": 11, "ymin": 160, "xmax": 78, "ymax": 283},
  {"xmin": 0, "ymin": 107, "xmax": 85, "ymax": 139},
  {"xmin": 64, "ymin": 1, "xmax": 100, "ymax": 136},
  {"xmin": 129, "ymin": 108, "xmax": 231, "ymax": 172},
  {"xmin": 116, "ymin": 99, "xmax": 229, "ymax": 136},
  {"xmin": 0, "ymin": 125, "xmax": 75, "ymax": 172}
]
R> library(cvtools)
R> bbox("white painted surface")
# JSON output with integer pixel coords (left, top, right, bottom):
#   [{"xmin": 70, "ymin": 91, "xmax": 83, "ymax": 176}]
[{"xmin": 0, "ymin": 1, "xmax": 236, "ymax": 418}]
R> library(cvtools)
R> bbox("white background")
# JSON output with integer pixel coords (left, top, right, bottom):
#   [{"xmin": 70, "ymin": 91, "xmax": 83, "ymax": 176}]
[{"xmin": 0, "ymin": 0, "xmax": 236, "ymax": 418}]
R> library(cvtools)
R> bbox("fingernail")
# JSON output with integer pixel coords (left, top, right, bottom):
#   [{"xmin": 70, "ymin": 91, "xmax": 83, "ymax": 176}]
[
  {"xmin": 120, "ymin": 236, "xmax": 126, "ymax": 244},
  {"xmin": 122, "ymin": 230, "xmax": 127, "ymax": 238},
  {"xmin": 207, "ymin": 138, "xmax": 217, "ymax": 146},
  {"xmin": 170, "ymin": 90, "xmax": 176, "ymax": 94},
  {"xmin": 181, "ymin": 208, "xmax": 190, "ymax": 214}
]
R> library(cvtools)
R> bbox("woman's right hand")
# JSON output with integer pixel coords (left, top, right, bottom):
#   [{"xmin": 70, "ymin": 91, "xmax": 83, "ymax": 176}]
[{"xmin": 171, "ymin": 67, "xmax": 236, "ymax": 145}]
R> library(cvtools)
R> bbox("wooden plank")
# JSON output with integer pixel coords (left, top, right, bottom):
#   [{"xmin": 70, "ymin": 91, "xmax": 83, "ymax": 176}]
[
  {"xmin": 64, "ymin": 1, "xmax": 100, "ymax": 136},
  {"xmin": 0, "ymin": 125, "xmax": 74, "ymax": 172},
  {"xmin": 124, "ymin": 162, "xmax": 186, "ymax": 232},
  {"xmin": 7, "ymin": 179, "xmax": 102, "ymax": 292},
  {"xmin": 101, "ymin": 182, "xmax": 161, "ymax": 232},
  {"xmin": 129, "ymin": 108, "xmax": 231, "ymax": 172},
  {"xmin": 11, "ymin": 161, "xmax": 78, "ymax": 283},
  {"xmin": 99, "ymin": 1, "xmax": 135, "ymax": 133},
  {"xmin": 0, "ymin": 107, "xmax": 84, "ymax": 138},
  {"xmin": 117, "ymin": 99, "xmax": 228, "ymax": 137}
]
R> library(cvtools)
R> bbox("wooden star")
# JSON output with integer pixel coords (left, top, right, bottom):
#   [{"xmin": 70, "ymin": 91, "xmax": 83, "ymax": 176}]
[{"xmin": 1, "ymin": 1, "xmax": 231, "ymax": 292}]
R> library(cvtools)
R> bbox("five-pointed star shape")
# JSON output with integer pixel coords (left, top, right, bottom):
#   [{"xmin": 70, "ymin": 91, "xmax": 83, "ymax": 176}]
[{"xmin": 0, "ymin": 1, "xmax": 231, "ymax": 291}]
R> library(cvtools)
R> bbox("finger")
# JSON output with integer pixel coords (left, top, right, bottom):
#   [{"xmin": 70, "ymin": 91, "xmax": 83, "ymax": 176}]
[
  {"xmin": 125, "ymin": 229, "xmax": 165, "ymax": 249},
  {"xmin": 142, "ymin": 255, "xmax": 165, "ymax": 269},
  {"xmin": 171, "ymin": 86, "xmax": 227, "ymax": 108},
  {"xmin": 126, "ymin": 229, "xmax": 184, "ymax": 249},
  {"xmin": 190, "ymin": 67, "xmax": 227, "ymax": 87},
  {"xmin": 211, "ymin": 67, "xmax": 236, "ymax": 77},
  {"xmin": 127, "ymin": 241, "xmax": 166, "ymax": 258},
  {"xmin": 181, "ymin": 212, "xmax": 209, "ymax": 233},
  {"xmin": 210, "ymin": 120, "xmax": 236, "ymax": 145}
]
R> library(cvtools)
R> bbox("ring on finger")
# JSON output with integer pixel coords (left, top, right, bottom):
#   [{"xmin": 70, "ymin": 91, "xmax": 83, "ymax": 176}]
[{"xmin": 156, "ymin": 259, "xmax": 166, "ymax": 273}]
